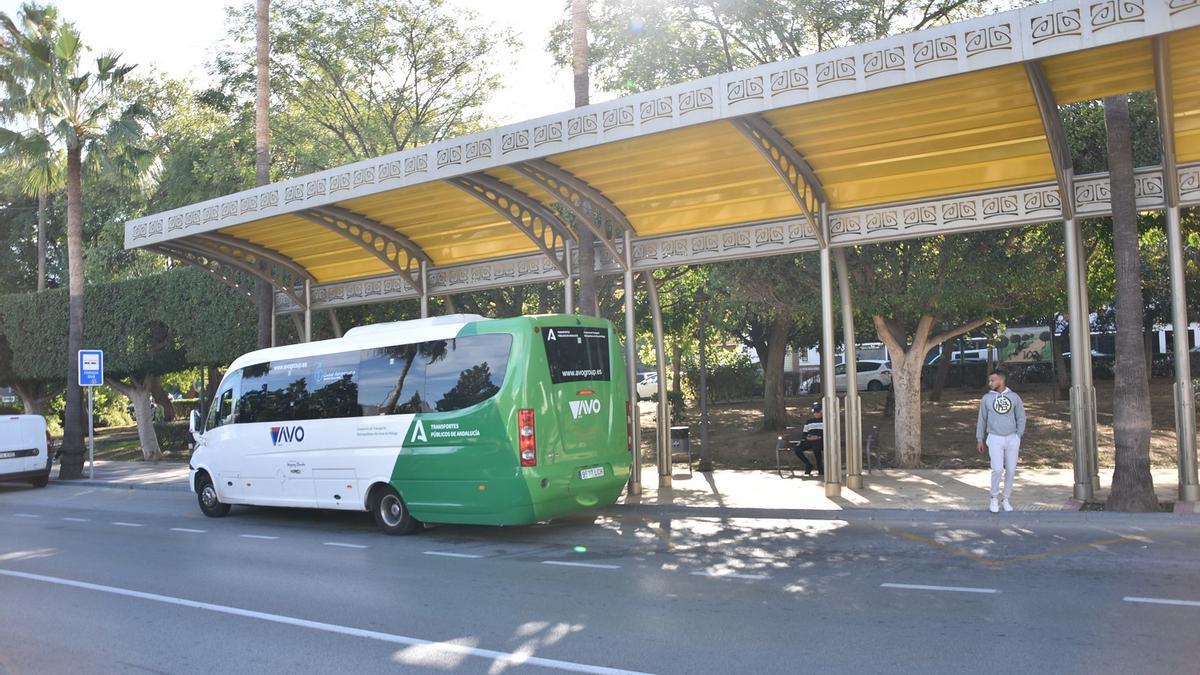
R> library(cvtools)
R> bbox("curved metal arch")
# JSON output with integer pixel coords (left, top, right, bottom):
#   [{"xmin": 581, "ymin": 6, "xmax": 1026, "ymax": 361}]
[
  {"xmin": 153, "ymin": 240, "xmax": 308, "ymax": 310},
  {"xmin": 148, "ymin": 244, "xmax": 254, "ymax": 300},
  {"xmin": 512, "ymin": 159, "xmax": 633, "ymax": 269},
  {"xmin": 297, "ymin": 207, "xmax": 425, "ymax": 293},
  {"xmin": 1024, "ymin": 61, "xmax": 1075, "ymax": 220},
  {"xmin": 448, "ymin": 173, "xmax": 574, "ymax": 277},
  {"xmin": 731, "ymin": 114, "xmax": 827, "ymax": 247},
  {"xmin": 192, "ymin": 232, "xmax": 313, "ymax": 287}
]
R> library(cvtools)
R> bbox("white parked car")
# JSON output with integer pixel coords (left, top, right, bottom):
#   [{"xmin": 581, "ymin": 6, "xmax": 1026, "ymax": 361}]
[
  {"xmin": 802, "ymin": 360, "xmax": 893, "ymax": 393},
  {"xmin": 0, "ymin": 415, "xmax": 52, "ymax": 488},
  {"xmin": 635, "ymin": 370, "xmax": 659, "ymax": 400}
]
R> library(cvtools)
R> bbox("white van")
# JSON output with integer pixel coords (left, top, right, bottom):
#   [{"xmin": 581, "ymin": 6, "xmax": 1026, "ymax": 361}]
[{"xmin": 0, "ymin": 415, "xmax": 52, "ymax": 488}]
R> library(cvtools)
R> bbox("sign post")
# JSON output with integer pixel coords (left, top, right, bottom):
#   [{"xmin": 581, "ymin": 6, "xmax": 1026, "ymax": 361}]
[{"xmin": 78, "ymin": 350, "xmax": 103, "ymax": 480}]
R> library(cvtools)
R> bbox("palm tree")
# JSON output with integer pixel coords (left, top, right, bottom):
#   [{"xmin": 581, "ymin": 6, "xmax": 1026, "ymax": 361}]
[
  {"xmin": 571, "ymin": 0, "xmax": 596, "ymax": 316},
  {"xmin": 1103, "ymin": 94, "xmax": 1158, "ymax": 511},
  {"xmin": 0, "ymin": 4, "xmax": 60, "ymax": 292},
  {"xmin": 0, "ymin": 3, "xmax": 151, "ymax": 479},
  {"xmin": 254, "ymin": 0, "xmax": 273, "ymax": 347}
]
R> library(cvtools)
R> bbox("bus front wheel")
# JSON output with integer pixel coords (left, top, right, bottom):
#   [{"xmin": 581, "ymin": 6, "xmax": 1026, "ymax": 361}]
[
  {"xmin": 196, "ymin": 472, "xmax": 231, "ymax": 518},
  {"xmin": 372, "ymin": 485, "xmax": 420, "ymax": 535}
]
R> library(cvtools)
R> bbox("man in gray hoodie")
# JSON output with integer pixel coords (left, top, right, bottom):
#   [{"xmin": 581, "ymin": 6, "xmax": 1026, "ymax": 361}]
[{"xmin": 976, "ymin": 370, "xmax": 1026, "ymax": 513}]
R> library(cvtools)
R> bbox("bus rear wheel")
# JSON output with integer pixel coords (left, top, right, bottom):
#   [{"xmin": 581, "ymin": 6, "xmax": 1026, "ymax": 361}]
[
  {"xmin": 372, "ymin": 486, "xmax": 419, "ymax": 535},
  {"xmin": 196, "ymin": 472, "xmax": 231, "ymax": 518}
]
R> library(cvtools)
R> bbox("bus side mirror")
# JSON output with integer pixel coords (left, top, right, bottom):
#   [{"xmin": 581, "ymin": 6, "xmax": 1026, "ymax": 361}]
[{"xmin": 189, "ymin": 409, "xmax": 202, "ymax": 436}]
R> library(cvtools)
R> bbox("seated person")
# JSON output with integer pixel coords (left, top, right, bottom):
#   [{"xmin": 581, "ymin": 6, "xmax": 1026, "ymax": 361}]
[{"xmin": 794, "ymin": 401, "xmax": 825, "ymax": 476}]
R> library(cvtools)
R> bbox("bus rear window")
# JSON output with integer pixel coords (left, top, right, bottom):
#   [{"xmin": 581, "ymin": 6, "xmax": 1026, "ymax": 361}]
[{"xmin": 541, "ymin": 327, "xmax": 610, "ymax": 384}]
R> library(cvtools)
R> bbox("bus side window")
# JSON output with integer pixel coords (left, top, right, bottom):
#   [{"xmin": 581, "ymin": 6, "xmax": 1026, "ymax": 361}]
[
  {"xmin": 208, "ymin": 388, "xmax": 234, "ymax": 431},
  {"xmin": 425, "ymin": 334, "xmax": 513, "ymax": 412},
  {"xmin": 357, "ymin": 345, "xmax": 426, "ymax": 416}
]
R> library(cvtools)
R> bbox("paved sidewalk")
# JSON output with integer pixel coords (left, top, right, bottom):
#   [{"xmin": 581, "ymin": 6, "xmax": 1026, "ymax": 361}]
[
  {"xmin": 43, "ymin": 459, "xmax": 1197, "ymax": 520},
  {"xmin": 50, "ymin": 460, "xmax": 191, "ymax": 492}
]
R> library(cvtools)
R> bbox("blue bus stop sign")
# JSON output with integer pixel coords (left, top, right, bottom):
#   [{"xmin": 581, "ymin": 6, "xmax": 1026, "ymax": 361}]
[{"xmin": 78, "ymin": 350, "xmax": 103, "ymax": 387}]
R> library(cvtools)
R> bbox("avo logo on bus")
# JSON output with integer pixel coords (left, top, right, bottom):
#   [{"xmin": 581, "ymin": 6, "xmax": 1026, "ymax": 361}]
[
  {"xmin": 270, "ymin": 425, "xmax": 305, "ymax": 446},
  {"xmin": 569, "ymin": 399, "xmax": 601, "ymax": 420}
]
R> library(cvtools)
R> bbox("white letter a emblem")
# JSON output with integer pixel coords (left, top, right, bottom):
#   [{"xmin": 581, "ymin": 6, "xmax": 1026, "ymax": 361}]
[{"xmin": 410, "ymin": 419, "xmax": 427, "ymax": 443}]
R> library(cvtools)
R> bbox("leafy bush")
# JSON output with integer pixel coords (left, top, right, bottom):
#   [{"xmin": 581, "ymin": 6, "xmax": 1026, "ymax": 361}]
[
  {"xmin": 684, "ymin": 356, "xmax": 763, "ymax": 402},
  {"xmin": 650, "ymin": 389, "xmax": 687, "ymax": 425},
  {"xmin": 154, "ymin": 421, "xmax": 193, "ymax": 455}
]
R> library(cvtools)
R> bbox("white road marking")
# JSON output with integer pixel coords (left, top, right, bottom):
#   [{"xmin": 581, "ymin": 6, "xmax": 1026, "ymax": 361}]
[
  {"xmin": 170, "ymin": 528, "xmax": 207, "ymax": 534},
  {"xmin": 689, "ymin": 570, "xmax": 769, "ymax": 581},
  {"xmin": 111, "ymin": 522, "xmax": 144, "ymax": 528},
  {"xmin": 14, "ymin": 513, "xmax": 39, "ymax": 518},
  {"xmin": 323, "ymin": 542, "xmax": 368, "ymax": 549},
  {"xmin": 423, "ymin": 551, "xmax": 483, "ymax": 559},
  {"xmin": 881, "ymin": 583, "xmax": 999, "ymax": 594},
  {"xmin": 61, "ymin": 517, "xmax": 90, "ymax": 522},
  {"xmin": 239, "ymin": 534, "xmax": 278, "ymax": 540},
  {"xmin": 0, "ymin": 568, "xmax": 653, "ymax": 675},
  {"xmin": 541, "ymin": 560, "xmax": 621, "ymax": 570},
  {"xmin": 1124, "ymin": 596, "xmax": 1200, "ymax": 608}
]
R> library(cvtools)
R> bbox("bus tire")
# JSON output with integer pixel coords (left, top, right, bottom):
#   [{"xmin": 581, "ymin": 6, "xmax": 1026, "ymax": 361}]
[
  {"xmin": 30, "ymin": 474, "xmax": 48, "ymax": 488},
  {"xmin": 372, "ymin": 485, "xmax": 419, "ymax": 535},
  {"xmin": 196, "ymin": 472, "xmax": 231, "ymax": 518}
]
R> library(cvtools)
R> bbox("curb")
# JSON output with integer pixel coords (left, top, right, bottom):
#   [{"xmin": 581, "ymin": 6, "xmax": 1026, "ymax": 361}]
[
  {"xmin": 608, "ymin": 502, "xmax": 1199, "ymax": 526},
  {"xmin": 50, "ymin": 479, "xmax": 190, "ymax": 493}
]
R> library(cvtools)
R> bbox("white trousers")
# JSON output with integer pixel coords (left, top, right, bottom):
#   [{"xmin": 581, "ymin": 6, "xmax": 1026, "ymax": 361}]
[{"xmin": 987, "ymin": 433, "xmax": 1020, "ymax": 500}]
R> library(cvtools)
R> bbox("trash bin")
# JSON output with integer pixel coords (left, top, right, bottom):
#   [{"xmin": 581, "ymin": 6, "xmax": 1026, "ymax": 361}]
[{"xmin": 670, "ymin": 426, "xmax": 689, "ymax": 456}]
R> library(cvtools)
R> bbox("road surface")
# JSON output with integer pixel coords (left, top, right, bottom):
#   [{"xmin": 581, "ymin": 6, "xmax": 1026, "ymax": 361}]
[{"xmin": 1, "ymin": 481, "xmax": 1197, "ymax": 674}]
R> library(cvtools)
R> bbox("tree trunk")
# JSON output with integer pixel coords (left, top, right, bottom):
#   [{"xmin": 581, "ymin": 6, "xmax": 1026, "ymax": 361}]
[
  {"xmin": 1053, "ymin": 323, "xmax": 1070, "ymax": 399},
  {"xmin": 892, "ymin": 356, "xmax": 925, "ymax": 467},
  {"xmin": 1103, "ymin": 94, "xmax": 1158, "ymax": 512},
  {"xmin": 149, "ymin": 375, "xmax": 176, "ymax": 422},
  {"xmin": 204, "ymin": 366, "xmax": 221, "ymax": 409},
  {"xmin": 929, "ymin": 338, "xmax": 953, "ymax": 402},
  {"xmin": 58, "ymin": 145, "xmax": 86, "ymax": 479},
  {"xmin": 254, "ymin": 0, "xmax": 274, "ymax": 348},
  {"xmin": 36, "ymin": 191, "xmax": 47, "ymax": 292},
  {"xmin": 328, "ymin": 309, "xmax": 343, "ymax": 338},
  {"xmin": 671, "ymin": 342, "xmax": 683, "ymax": 396},
  {"xmin": 571, "ymin": 0, "xmax": 597, "ymax": 317},
  {"xmin": 13, "ymin": 381, "xmax": 48, "ymax": 417},
  {"xmin": 107, "ymin": 376, "xmax": 163, "ymax": 462},
  {"xmin": 761, "ymin": 315, "xmax": 792, "ymax": 431}
]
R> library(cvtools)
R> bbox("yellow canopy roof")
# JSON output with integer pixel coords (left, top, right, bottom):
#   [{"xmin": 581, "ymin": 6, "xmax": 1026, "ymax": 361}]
[{"xmin": 126, "ymin": 0, "xmax": 1200, "ymax": 289}]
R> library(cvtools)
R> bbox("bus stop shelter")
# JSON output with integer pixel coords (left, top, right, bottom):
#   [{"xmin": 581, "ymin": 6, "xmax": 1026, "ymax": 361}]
[{"xmin": 126, "ymin": 0, "xmax": 1200, "ymax": 502}]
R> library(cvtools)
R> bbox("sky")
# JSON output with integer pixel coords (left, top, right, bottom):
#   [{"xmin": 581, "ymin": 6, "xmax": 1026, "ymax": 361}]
[{"xmin": 0, "ymin": 0, "xmax": 592, "ymax": 126}]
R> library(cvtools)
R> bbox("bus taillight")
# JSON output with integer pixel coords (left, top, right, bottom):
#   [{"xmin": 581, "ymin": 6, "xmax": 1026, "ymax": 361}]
[{"xmin": 518, "ymin": 409, "xmax": 536, "ymax": 467}]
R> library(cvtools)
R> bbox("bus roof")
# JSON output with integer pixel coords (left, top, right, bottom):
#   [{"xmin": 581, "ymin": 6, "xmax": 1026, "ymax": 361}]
[{"xmin": 227, "ymin": 314, "xmax": 493, "ymax": 372}]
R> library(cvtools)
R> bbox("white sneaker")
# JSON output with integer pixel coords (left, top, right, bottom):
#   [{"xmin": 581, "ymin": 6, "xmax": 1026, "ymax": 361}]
[
  {"xmin": 1002, "ymin": 499, "xmax": 1013, "ymax": 512},
  {"xmin": 989, "ymin": 497, "xmax": 999, "ymax": 513}
]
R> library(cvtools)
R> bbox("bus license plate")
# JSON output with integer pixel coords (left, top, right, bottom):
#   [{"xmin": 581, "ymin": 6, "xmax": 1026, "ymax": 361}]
[
  {"xmin": 0, "ymin": 452, "xmax": 14, "ymax": 459},
  {"xmin": 579, "ymin": 466, "xmax": 605, "ymax": 480}
]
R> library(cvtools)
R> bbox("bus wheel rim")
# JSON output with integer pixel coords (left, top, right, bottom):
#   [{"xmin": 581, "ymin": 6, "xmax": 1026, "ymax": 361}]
[
  {"xmin": 381, "ymin": 494, "xmax": 403, "ymax": 527},
  {"xmin": 202, "ymin": 486, "xmax": 218, "ymax": 508}
]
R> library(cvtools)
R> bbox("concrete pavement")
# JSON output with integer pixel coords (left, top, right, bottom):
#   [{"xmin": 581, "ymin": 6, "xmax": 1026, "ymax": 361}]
[{"xmin": 1, "ymin": 483, "xmax": 1198, "ymax": 674}]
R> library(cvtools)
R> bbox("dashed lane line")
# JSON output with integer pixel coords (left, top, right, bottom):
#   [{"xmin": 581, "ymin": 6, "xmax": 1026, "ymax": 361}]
[
  {"xmin": 170, "ymin": 528, "xmax": 207, "ymax": 534},
  {"xmin": 111, "ymin": 522, "xmax": 144, "ymax": 528},
  {"xmin": 423, "ymin": 551, "xmax": 483, "ymax": 559},
  {"xmin": 61, "ymin": 517, "xmax": 90, "ymax": 522},
  {"xmin": 323, "ymin": 542, "xmax": 368, "ymax": 549},
  {"xmin": 1124, "ymin": 596, "xmax": 1200, "ymax": 608},
  {"xmin": 881, "ymin": 582, "xmax": 999, "ymax": 594},
  {"xmin": 13, "ymin": 514, "xmax": 40, "ymax": 518},
  {"xmin": 239, "ymin": 534, "xmax": 279, "ymax": 540},
  {"xmin": 0, "ymin": 568, "xmax": 655, "ymax": 675},
  {"xmin": 542, "ymin": 560, "xmax": 621, "ymax": 570}
]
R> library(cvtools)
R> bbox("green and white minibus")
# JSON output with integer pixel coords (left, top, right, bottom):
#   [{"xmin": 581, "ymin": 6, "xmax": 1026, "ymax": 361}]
[{"xmin": 188, "ymin": 314, "xmax": 632, "ymax": 534}]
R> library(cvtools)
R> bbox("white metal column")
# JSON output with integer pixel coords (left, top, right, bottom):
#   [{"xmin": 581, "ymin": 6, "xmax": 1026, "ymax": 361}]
[
  {"xmin": 419, "ymin": 260, "xmax": 429, "ymax": 318},
  {"xmin": 819, "ymin": 209, "xmax": 842, "ymax": 497},
  {"xmin": 303, "ymin": 280, "xmax": 312, "ymax": 343},
  {"xmin": 564, "ymin": 240, "xmax": 574, "ymax": 314},
  {"xmin": 644, "ymin": 271, "xmax": 672, "ymax": 489},
  {"xmin": 835, "ymin": 248, "xmax": 862, "ymax": 489},
  {"xmin": 1064, "ymin": 218, "xmax": 1093, "ymax": 501},
  {"xmin": 624, "ymin": 236, "xmax": 641, "ymax": 495}
]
